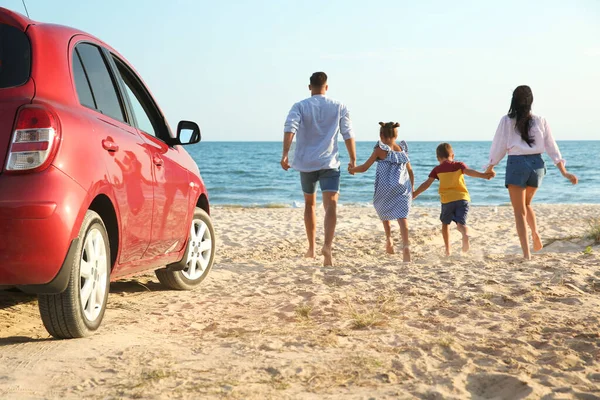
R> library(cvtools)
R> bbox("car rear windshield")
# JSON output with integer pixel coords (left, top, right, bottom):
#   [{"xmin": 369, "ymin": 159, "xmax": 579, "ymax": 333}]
[{"xmin": 0, "ymin": 23, "xmax": 31, "ymax": 89}]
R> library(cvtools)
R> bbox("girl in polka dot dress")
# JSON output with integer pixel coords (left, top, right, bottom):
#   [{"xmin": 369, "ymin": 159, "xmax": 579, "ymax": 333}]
[{"xmin": 349, "ymin": 122, "xmax": 414, "ymax": 262}]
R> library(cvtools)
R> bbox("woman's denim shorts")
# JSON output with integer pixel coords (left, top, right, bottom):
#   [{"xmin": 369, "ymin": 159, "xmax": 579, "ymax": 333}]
[{"xmin": 505, "ymin": 154, "xmax": 546, "ymax": 188}]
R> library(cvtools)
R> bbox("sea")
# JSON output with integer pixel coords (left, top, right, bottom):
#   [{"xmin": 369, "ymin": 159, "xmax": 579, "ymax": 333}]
[{"xmin": 188, "ymin": 141, "xmax": 600, "ymax": 208}]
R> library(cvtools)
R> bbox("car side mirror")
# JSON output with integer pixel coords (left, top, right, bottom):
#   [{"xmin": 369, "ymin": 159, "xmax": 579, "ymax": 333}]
[{"xmin": 175, "ymin": 120, "xmax": 201, "ymax": 146}]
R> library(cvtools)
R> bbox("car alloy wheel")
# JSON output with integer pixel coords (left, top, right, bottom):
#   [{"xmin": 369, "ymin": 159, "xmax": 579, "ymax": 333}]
[
  {"xmin": 38, "ymin": 210, "xmax": 111, "ymax": 339},
  {"xmin": 79, "ymin": 227, "xmax": 109, "ymax": 322},
  {"xmin": 155, "ymin": 207, "xmax": 215, "ymax": 290},
  {"xmin": 181, "ymin": 217, "xmax": 212, "ymax": 281}
]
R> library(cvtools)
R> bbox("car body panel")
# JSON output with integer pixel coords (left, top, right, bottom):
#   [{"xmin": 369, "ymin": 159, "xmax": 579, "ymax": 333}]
[
  {"xmin": 142, "ymin": 135, "xmax": 191, "ymax": 258},
  {"xmin": 0, "ymin": 165, "xmax": 86, "ymax": 284}
]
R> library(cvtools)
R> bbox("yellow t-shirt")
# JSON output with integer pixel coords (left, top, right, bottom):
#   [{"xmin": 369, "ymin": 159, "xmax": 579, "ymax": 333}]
[{"xmin": 429, "ymin": 161, "xmax": 471, "ymax": 204}]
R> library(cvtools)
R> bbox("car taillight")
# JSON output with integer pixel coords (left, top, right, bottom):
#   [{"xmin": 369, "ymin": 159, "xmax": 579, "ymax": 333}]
[{"xmin": 5, "ymin": 105, "xmax": 61, "ymax": 173}]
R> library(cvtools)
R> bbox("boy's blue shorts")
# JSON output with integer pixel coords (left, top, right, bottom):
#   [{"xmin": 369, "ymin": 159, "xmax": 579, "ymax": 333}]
[
  {"xmin": 440, "ymin": 200, "xmax": 469, "ymax": 226},
  {"xmin": 505, "ymin": 154, "xmax": 546, "ymax": 188}
]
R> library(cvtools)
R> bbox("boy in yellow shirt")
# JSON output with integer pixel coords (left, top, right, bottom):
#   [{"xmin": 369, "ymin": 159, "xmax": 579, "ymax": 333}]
[{"xmin": 413, "ymin": 143, "xmax": 492, "ymax": 256}]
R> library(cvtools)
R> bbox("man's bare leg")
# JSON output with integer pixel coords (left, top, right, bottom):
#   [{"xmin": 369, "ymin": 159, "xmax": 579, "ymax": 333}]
[
  {"xmin": 456, "ymin": 223, "xmax": 470, "ymax": 253},
  {"xmin": 398, "ymin": 218, "xmax": 410, "ymax": 262},
  {"xmin": 303, "ymin": 193, "xmax": 317, "ymax": 258},
  {"xmin": 442, "ymin": 223, "xmax": 451, "ymax": 256},
  {"xmin": 382, "ymin": 220, "xmax": 394, "ymax": 254},
  {"xmin": 321, "ymin": 191, "xmax": 339, "ymax": 266},
  {"xmin": 525, "ymin": 186, "xmax": 542, "ymax": 251}
]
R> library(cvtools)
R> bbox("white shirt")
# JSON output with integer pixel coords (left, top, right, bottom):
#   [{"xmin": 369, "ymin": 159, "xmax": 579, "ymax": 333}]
[
  {"xmin": 487, "ymin": 114, "xmax": 565, "ymax": 168},
  {"xmin": 284, "ymin": 95, "xmax": 354, "ymax": 172}
]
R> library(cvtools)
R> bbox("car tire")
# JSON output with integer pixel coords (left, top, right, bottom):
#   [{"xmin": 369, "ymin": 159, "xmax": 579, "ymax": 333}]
[
  {"xmin": 38, "ymin": 210, "xmax": 110, "ymax": 339},
  {"xmin": 155, "ymin": 207, "xmax": 215, "ymax": 290}
]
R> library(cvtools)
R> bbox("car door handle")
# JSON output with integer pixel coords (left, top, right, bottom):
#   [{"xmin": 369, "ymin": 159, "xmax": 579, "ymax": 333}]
[
  {"xmin": 153, "ymin": 154, "xmax": 164, "ymax": 166},
  {"xmin": 102, "ymin": 139, "xmax": 119, "ymax": 152}
]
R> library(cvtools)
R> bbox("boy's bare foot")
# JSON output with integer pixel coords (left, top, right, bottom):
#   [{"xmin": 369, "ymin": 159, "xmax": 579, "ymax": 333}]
[
  {"xmin": 402, "ymin": 245, "xmax": 411, "ymax": 262},
  {"xmin": 386, "ymin": 238, "xmax": 395, "ymax": 254},
  {"xmin": 532, "ymin": 232, "xmax": 543, "ymax": 252},
  {"xmin": 445, "ymin": 249, "xmax": 451, "ymax": 257},
  {"xmin": 321, "ymin": 246, "xmax": 333, "ymax": 266},
  {"xmin": 461, "ymin": 235, "xmax": 470, "ymax": 253},
  {"xmin": 305, "ymin": 248, "xmax": 316, "ymax": 258}
]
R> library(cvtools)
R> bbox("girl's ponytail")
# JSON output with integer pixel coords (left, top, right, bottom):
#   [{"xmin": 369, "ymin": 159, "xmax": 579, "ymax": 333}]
[{"xmin": 379, "ymin": 121, "xmax": 400, "ymax": 139}]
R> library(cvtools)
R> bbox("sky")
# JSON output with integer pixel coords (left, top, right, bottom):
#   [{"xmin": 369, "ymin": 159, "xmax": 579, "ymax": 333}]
[{"xmin": 4, "ymin": 0, "xmax": 600, "ymax": 141}]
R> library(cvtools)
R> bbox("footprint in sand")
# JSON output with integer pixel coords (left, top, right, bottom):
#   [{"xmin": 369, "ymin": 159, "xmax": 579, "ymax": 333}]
[{"xmin": 466, "ymin": 373, "xmax": 532, "ymax": 399}]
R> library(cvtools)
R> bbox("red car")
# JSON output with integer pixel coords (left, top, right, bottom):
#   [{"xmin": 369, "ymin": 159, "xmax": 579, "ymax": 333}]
[{"xmin": 0, "ymin": 8, "xmax": 216, "ymax": 338}]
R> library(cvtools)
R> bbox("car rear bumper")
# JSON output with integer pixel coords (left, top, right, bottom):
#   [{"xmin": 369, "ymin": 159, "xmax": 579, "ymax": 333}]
[{"xmin": 0, "ymin": 165, "xmax": 86, "ymax": 287}]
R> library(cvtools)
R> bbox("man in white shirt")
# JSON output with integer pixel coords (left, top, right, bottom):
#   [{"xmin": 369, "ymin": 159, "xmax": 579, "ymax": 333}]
[{"xmin": 281, "ymin": 72, "xmax": 357, "ymax": 266}]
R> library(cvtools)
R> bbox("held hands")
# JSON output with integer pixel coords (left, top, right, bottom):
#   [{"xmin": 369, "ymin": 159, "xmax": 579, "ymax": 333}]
[
  {"xmin": 412, "ymin": 187, "xmax": 421, "ymax": 199},
  {"xmin": 482, "ymin": 172, "xmax": 495, "ymax": 180},
  {"xmin": 347, "ymin": 160, "xmax": 356, "ymax": 175}
]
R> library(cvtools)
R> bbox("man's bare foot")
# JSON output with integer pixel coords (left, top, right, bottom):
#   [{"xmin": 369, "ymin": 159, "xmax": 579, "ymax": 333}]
[
  {"xmin": 386, "ymin": 238, "xmax": 395, "ymax": 254},
  {"xmin": 532, "ymin": 232, "xmax": 543, "ymax": 252},
  {"xmin": 445, "ymin": 249, "xmax": 451, "ymax": 257},
  {"xmin": 305, "ymin": 248, "xmax": 316, "ymax": 258},
  {"xmin": 461, "ymin": 235, "xmax": 470, "ymax": 253},
  {"xmin": 321, "ymin": 246, "xmax": 333, "ymax": 266},
  {"xmin": 402, "ymin": 246, "xmax": 411, "ymax": 262}
]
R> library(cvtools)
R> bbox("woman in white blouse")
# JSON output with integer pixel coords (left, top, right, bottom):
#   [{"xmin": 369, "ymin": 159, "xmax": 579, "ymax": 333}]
[{"xmin": 485, "ymin": 85, "xmax": 578, "ymax": 260}]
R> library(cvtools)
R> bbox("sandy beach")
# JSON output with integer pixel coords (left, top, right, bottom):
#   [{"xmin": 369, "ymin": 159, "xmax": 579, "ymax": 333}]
[{"xmin": 1, "ymin": 204, "xmax": 599, "ymax": 399}]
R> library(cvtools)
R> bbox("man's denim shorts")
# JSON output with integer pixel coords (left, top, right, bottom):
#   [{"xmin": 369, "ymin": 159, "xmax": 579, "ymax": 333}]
[
  {"xmin": 440, "ymin": 200, "xmax": 469, "ymax": 226},
  {"xmin": 505, "ymin": 154, "xmax": 546, "ymax": 188},
  {"xmin": 300, "ymin": 168, "xmax": 341, "ymax": 194}
]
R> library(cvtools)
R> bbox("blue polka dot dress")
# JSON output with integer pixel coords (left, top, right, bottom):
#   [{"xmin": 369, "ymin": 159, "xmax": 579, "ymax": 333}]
[{"xmin": 373, "ymin": 140, "xmax": 412, "ymax": 220}]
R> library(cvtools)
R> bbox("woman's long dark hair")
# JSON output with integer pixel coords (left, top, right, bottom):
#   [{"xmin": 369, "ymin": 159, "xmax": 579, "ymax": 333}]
[{"xmin": 508, "ymin": 85, "xmax": 534, "ymax": 147}]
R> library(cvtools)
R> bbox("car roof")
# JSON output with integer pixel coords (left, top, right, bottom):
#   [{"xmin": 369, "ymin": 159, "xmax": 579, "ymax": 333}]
[
  {"xmin": 0, "ymin": 7, "xmax": 31, "ymax": 30},
  {"xmin": 1, "ymin": 7, "xmax": 172, "ymax": 135},
  {"xmin": 0, "ymin": 7, "xmax": 121, "ymax": 57}
]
